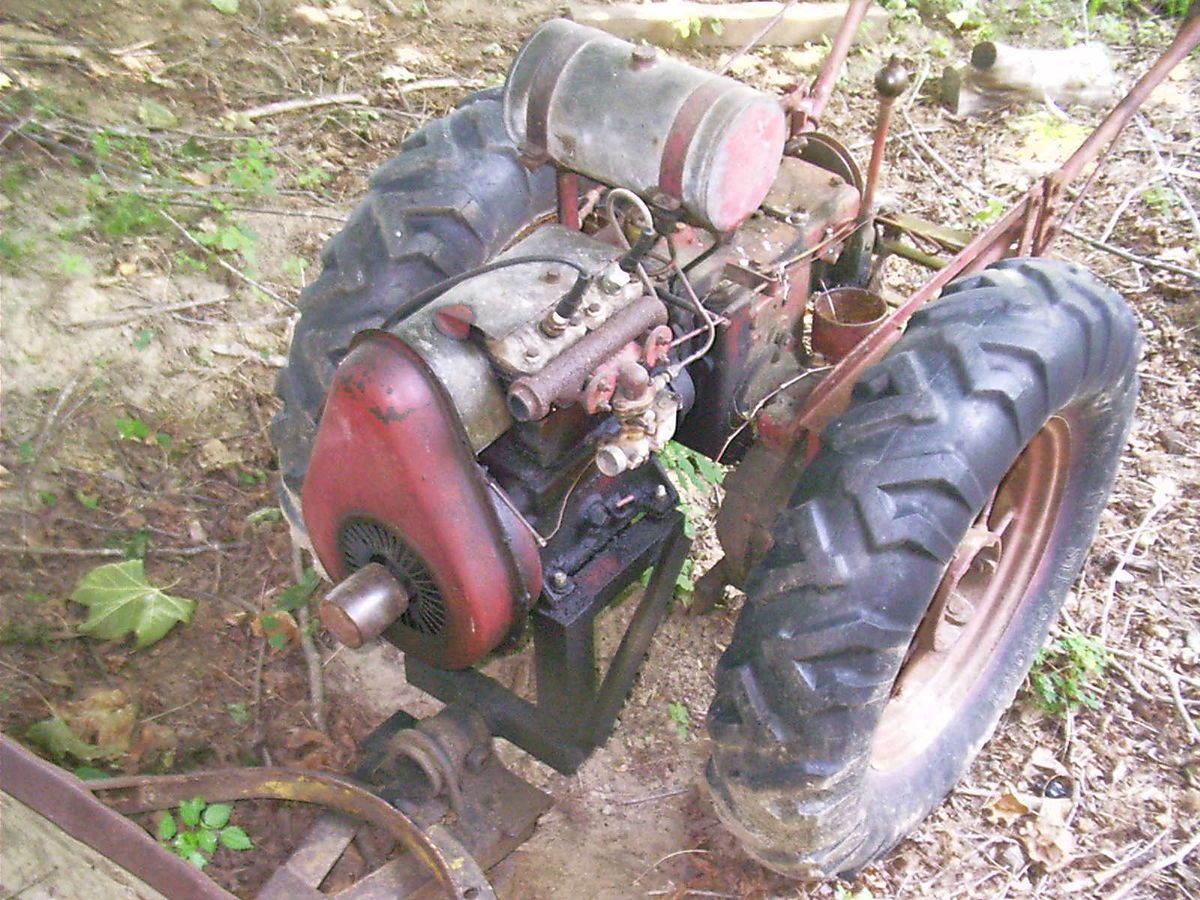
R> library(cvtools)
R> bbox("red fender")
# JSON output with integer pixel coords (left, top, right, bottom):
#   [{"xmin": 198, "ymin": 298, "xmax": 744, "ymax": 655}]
[{"xmin": 302, "ymin": 330, "xmax": 541, "ymax": 669}]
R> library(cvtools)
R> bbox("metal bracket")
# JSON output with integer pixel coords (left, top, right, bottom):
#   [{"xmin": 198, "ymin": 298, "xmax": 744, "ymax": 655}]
[{"xmin": 407, "ymin": 510, "xmax": 690, "ymax": 774}]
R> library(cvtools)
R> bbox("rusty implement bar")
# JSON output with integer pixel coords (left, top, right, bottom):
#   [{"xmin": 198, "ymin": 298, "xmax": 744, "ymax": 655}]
[
  {"xmin": 0, "ymin": 734, "xmax": 233, "ymax": 899},
  {"xmin": 768, "ymin": 13, "xmax": 1200, "ymax": 451},
  {"xmin": 784, "ymin": 0, "xmax": 873, "ymax": 132},
  {"xmin": 88, "ymin": 767, "xmax": 495, "ymax": 900}
]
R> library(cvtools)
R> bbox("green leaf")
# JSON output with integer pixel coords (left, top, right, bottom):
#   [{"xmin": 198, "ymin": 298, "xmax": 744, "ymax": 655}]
[
  {"xmin": 196, "ymin": 828, "xmax": 219, "ymax": 854},
  {"xmin": 276, "ymin": 567, "xmax": 318, "ymax": 611},
  {"xmin": 132, "ymin": 328, "xmax": 154, "ymax": 351},
  {"xmin": 185, "ymin": 850, "xmax": 208, "ymax": 869},
  {"xmin": 202, "ymin": 803, "xmax": 232, "ymax": 829},
  {"xmin": 246, "ymin": 507, "xmax": 282, "ymax": 524},
  {"xmin": 26, "ymin": 716, "xmax": 119, "ymax": 762},
  {"xmin": 17, "ymin": 440, "xmax": 34, "ymax": 463},
  {"xmin": 158, "ymin": 811, "xmax": 177, "ymax": 841},
  {"xmin": 225, "ymin": 701, "xmax": 251, "ymax": 724},
  {"xmin": 209, "ymin": 0, "xmax": 239, "ymax": 12},
  {"xmin": 179, "ymin": 795, "xmax": 205, "ymax": 827},
  {"xmin": 115, "ymin": 417, "xmax": 151, "ymax": 441},
  {"xmin": 219, "ymin": 825, "xmax": 253, "ymax": 850},
  {"xmin": 70, "ymin": 560, "xmax": 196, "ymax": 648},
  {"xmin": 75, "ymin": 490, "xmax": 101, "ymax": 509}
]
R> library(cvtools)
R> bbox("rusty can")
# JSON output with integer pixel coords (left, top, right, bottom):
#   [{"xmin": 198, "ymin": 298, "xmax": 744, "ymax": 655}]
[
  {"xmin": 810, "ymin": 287, "xmax": 888, "ymax": 362},
  {"xmin": 503, "ymin": 18, "xmax": 786, "ymax": 233}
]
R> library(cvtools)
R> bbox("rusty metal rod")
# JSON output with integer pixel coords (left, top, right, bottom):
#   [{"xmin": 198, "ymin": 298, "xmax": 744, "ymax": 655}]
[
  {"xmin": 508, "ymin": 295, "xmax": 668, "ymax": 421},
  {"xmin": 88, "ymin": 767, "xmax": 494, "ymax": 900}
]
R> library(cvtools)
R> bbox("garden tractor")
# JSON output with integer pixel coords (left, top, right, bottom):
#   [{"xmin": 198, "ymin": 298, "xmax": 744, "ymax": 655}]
[{"xmin": 256, "ymin": 4, "xmax": 1200, "ymax": 890}]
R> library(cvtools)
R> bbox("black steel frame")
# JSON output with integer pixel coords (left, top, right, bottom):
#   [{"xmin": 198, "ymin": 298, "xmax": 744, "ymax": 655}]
[{"xmin": 406, "ymin": 508, "xmax": 690, "ymax": 774}]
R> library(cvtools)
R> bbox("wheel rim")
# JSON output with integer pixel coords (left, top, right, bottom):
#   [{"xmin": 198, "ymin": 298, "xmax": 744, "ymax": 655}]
[{"xmin": 871, "ymin": 415, "xmax": 1073, "ymax": 772}]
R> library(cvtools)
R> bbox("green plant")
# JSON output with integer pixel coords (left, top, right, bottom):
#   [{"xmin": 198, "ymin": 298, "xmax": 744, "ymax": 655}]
[
  {"xmin": 657, "ymin": 441, "xmax": 725, "ymax": 538},
  {"xmin": 115, "ymin": 416, "xmax": 151, "ymax": 441},
  {"xmin": 1142, "ymin": 185, "xmax": 1179, "ymax": 216},
  {"xmin": 667, "ymin": 701, "xmax": 690, "ymax": 738},
  {"xmin": 669, "ymin": 15, "xmax": 724, "ymax": 40},
  {"xmin": 276, "ymin": 567, "xmax": 319, "ymax": 612},
  {"xmin": 295, "ymin": 166, "xmax": 331, "ymax": 191},
  {"xmin": 0, "ymin": 231, "xmax": 34, "ymax": 273},
  {"xmin": 88, "ymin": 185, "xmax": 166, "ymax": 238},
  {"xmin": 973, "ymin": 198, "xmax": 1007, "ymax": 223},
  {"xmin": 835, "ymin": 887, "xmax": 874, "ymax": 900},
  {"xmin": 70, "ymin": 559, "xmax": 197, "ymax": 648},
  {"xmin": 1028, "ymin": 633, "xmax": 1108, "ymax": 715},
  {"xmin": 158, "ymin": 796, "xmax": 253, "ymax": 869},
  {"xmin": 194, "ymin": 220, "xmax": 257, "ymax": 262},
  {"xmin": 225, "ymin": 138, "xmax": 277, "ymax": 197}
]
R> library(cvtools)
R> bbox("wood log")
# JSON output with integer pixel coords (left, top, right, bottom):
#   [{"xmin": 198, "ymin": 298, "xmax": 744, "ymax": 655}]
[
  {"xmin": 942, "ymin": 41, "xmax": 1118, "ymax": 117},
  {"xmin": 569, "ymin": 2, "xmax": 888, "ymax": 49}
]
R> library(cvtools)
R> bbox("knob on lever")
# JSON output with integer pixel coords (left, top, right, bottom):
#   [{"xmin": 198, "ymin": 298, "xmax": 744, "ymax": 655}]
[{"xmin": 861, "ymin": 56, "xmax": 910, "ymax": 225}]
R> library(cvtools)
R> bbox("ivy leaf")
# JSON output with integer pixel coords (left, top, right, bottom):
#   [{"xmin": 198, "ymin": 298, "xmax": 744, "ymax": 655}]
[
  {"xmin": 219, "ymin": 825, "xmax": 253, "ymax": 850},
  {"xmin": 179, "ymin": 796, "xmax": 205, "ymax": 827},
  {"xmin": 25, "ymin": 716, "xmax": 120, "ymax": 762},
  {"xmin": 70, "ymin": 560, "xmax": 196, "ymax": 648},
  {"xmin": 201, "ymin": 803, "xmax": 232, "ymax": 829},
  {"xmin": 158, "ymin": 811, "xmax": 177, "ymax": 841}
]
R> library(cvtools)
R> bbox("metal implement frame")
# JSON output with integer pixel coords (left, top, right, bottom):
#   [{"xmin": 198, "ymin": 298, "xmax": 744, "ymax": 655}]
[{"xmin": 407, "ymin": 508, "xmax": 689, "ymax": 775}]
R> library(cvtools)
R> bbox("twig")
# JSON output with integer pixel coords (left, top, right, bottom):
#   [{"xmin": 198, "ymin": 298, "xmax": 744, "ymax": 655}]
[
  {"xmin": 1063, "ymin": 826, "xmax": 1170, "ymax": 893},
  {"xmin": 1099, "ymin": 493, "xmax": 1173, "ymax": 642},
  {"xmin": 1105, "ymin": 646, "xmax": 1200, "ymax": 743},
  {"xmin": 716, "ymin": 0, "xmax": 799, "ymax": 75},
  {"xmin": 632, "ymin": 849, "xmax": 710, "ymax": 885},
  {"xmin": 238, "ymin": 92, "xmax": 367, "ymax": 121},
  {"xmin": 0, "ymin": 541, "xmax": 242, "ymax": 557},
  {"xmin": 901, "ymin": 115, "xmax": 1003, "ymax": 203},
  {"xmin": 1099, "ymin": 176, "xmax": 1163, "ymax": 244},
  {"xmin": 374, "ymin": 0, "xmax": 402, "ymax": 13},
  {"xmin": 1108, "ymin": 829, "xmax": 1200, "ymax": 900},
  {"xmin": 160, "ymin": 211, "xmax": 298, "ymax": 310},
  {"xmin": 292, "ymin": 544, "xmax": 327, "ymax": 734},
  {"xmin": 1136, "ymin": 115, "xmax": 1200, "ymax": 244},
  {"xmin": 67, "ymin": 296, "xmax": 230, "ymax": 329},
  {"xmin": 1062, "ymin": 226, "xmax": 1200, "ymax": 283},
  {"xmin": 394, "ymin": 78, "xmax": 467, "ymax": 94},
  {"xmin": 250, "ymin": 635, "xmax": 272, "ymax": 766}
]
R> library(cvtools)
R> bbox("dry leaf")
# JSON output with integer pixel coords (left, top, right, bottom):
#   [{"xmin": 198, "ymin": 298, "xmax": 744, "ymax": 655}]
[
  {"xmin": 1019, "ymin": 796, "xmax": 1075, "ymax": 870},
  {"xmin": 126, "ymin": 723, "xmax": 178, "ymax": 768},
  {"xmin": 983, "ymin": 785, "xmax": 1036, "ymax": 826},
  {"xmin": 63, "ymin": 688, "xmax": 139, "ymax": 751}
]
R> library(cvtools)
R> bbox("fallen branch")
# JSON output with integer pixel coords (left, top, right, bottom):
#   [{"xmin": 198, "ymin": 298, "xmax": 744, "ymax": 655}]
[
  {"xmin": 1099, "ymin": 492, "xmax": 1174, "ymax": 642},
  {"xmin": 1062, "ymin": 226, "xmax": 1200, "ymax": 283},
  {"xmin": 67, "ymin": 295, "xmax": 230, "ymax": 329},
  {"xmin": 237, "ymin": 92, "xmax": 367, "ymax": 122},
  {"xmin": 0, "ymin": 541, "xmax": 242, "ymax": 557},
  {"xmin": 292, "ymin": 545, "xmax": 327, "ymax": 735},
  {"xmin": 160, "ymin": 211, "xmax": 298, "ymax": 310}
]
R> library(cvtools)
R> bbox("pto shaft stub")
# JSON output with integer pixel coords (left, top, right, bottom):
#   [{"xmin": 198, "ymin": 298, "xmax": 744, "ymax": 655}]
[{"xmin": 319, "ymin": 563, "xmax": 410, "ymax": 648}]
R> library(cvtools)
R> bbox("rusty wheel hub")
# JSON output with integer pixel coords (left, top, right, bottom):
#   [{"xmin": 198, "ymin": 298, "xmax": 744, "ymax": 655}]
[{"xmin": 871, "ymin": 415, "xmax": 1073, "ymax": 771}]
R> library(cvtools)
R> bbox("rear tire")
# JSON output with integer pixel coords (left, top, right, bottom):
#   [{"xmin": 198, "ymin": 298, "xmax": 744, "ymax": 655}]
[
  {"xmin": 270, "ymin": 92, "xmax": 555, "ymax": 534},
  {"xmin": 706, "ymin": 258, "xmax": 1139, "ymax": 877}
]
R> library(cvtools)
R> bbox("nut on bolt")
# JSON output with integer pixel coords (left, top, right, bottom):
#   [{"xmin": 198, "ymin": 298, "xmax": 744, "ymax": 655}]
[{"xmin": 874, "ymin": 56, "xmax": 911, "ymax": 99}]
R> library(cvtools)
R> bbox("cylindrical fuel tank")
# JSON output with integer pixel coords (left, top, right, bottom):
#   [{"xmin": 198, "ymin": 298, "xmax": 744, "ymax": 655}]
[{"xmin": 503, "ymin": 18, "xmax": 786, "ymax": 233}]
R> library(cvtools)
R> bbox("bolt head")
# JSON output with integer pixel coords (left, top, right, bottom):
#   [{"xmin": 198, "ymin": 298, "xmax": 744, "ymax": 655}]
[
  {"xmin": 630, "ymin": 44, "xmax": 657, "ymax": 69},
  {"xmin": 654, "ymin": 484, "xmax": 668, "ymax": 501},
  {"xmin": 550, "ymin": 570, "xmax": 569, "ymax": 589}
]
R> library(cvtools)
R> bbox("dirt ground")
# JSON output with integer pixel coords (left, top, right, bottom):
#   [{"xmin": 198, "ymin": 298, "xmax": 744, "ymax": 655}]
[{"xmin": 1, "ymin": 1, "xmax": 1198, "ymax": 898}]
